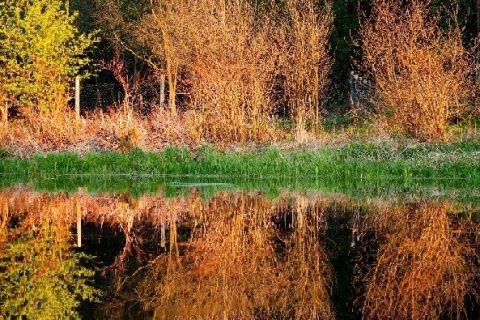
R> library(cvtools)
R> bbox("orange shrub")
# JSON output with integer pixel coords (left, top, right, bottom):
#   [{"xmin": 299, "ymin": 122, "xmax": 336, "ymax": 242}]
[{"xmin": 359, "ymin": 0, "xmax": 475, "ymax": 141}]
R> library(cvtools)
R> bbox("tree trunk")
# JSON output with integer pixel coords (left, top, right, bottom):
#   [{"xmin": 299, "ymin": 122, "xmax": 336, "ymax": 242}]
[
  {"xmin": 160, "ymin": 74, "xmax": 166, "ymax": 107},
  {"xmin": 166, "ymin": 59, "xmax": 177, "ymax": 116}
]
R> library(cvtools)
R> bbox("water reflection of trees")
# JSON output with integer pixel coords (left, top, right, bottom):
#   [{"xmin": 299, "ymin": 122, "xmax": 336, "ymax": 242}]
[
  {"xmin": 2, "ymin": 188, "xmax": 332, "ymax": 319},
  {"xmin": 1, "ymin": 187, "xmax": 479, "ymax": 319},
  {"xmin": 0, "ymin": 189, "xmax": 99, "ymax": 319},
  {"xmin": 110, "ymin": 193, "xmax": 335, "ymax": 320},
  {"xmin": 359, "ymin": 201, "xmax": 480, "ymax": 320}
]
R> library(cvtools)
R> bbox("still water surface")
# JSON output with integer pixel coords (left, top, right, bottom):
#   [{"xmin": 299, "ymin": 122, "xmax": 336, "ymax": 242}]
[{"xmin": 1, "ymin": 184, "xmax": 480, "ymax": 319}]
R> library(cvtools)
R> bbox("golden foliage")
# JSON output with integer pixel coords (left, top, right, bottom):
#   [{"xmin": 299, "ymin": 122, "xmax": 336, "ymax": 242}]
[
  {"xmin": 359, "ymin": 0, "xmax": 475, "ymax": 140},
  {"xmin": 187, "ymin": 1, "xmax": 278, "ymax": 143},
  {"xmin": 101, "ymin": 0, "xmax": 333, "ymax": 144},
  {"xmin": 138, "ymin": 0, "xmax": 280, "ymax": 142},
  {"xmin": 0, "ymin": 0, "xmax": 96, "ymax": 116},
  {"xmin": 277, "ymin": 0, "xmax": 333, "ymax": 141}
]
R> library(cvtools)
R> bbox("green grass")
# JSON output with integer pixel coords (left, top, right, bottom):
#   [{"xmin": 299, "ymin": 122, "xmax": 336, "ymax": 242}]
[
  {"xmin": 1, "ymin": 140, "xmax": 480, "ymax": 201},
  {"xmin": 2, "ymin": 140, "xmax": 480, "ymax": 180}
]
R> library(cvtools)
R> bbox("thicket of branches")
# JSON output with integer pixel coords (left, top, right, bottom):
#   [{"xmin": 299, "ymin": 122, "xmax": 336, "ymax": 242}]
[
  {"xmin": 359, "ymin": 0, "xmax": 477, "ymax": 141},
  {"xmin": 97, "ymin": 0, "xmax": 333, "ymax": 142},
  {"xmin": 0, "ymin": 0, "xmax": 478, "ymax": 147},
  {"xmin": 359, "ymin": 201, "xmax": 479, "ymax": 319}
]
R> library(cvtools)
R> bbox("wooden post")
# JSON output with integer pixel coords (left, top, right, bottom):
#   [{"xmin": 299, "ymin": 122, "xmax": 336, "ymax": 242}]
[
  {"xmin": 160, "ymin": 74, "xmax": 166, "ymax": 107},
  {"xmin": 75, "ymin": 76, "xmax": 81, "ymax": 121}
]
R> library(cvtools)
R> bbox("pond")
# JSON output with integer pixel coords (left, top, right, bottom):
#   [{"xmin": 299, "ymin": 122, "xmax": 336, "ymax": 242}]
[{"xmin": 1, "ymin": 180, "xmax": 480, "ymax": 319}]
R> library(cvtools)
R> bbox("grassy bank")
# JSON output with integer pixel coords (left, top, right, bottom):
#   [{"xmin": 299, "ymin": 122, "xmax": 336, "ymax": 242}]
[{"xmin": 2, "ymin": 140, "xmax": 480, "ymax": 180}]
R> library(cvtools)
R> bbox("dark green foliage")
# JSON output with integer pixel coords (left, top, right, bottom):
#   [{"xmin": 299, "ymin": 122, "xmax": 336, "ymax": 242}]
[{"xmin": 330, "ymin": 0, "xmax": 362, "ymax": 80}]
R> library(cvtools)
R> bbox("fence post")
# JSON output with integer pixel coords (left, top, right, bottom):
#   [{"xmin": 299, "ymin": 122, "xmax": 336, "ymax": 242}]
[
  {"xmin": 349, "ymin": 71, "xmax": 359, "ymax": 107},
  {"xmin": 75, "ymin": 76, "xmax": 81, "ymax": 121}
]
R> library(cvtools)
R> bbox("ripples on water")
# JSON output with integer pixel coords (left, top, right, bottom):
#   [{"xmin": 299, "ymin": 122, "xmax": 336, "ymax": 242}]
[{"xmin": 1, "ymin": 186, "xmax": 479, "ymax": 319}]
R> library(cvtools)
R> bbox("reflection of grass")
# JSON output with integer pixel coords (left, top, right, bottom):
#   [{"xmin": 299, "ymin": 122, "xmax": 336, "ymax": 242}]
[{"xmin": 3, "ymin": 171, "xmax": 480, "ymax": 204}]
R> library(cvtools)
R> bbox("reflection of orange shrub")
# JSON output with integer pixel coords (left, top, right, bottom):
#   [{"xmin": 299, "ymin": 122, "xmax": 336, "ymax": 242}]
[
  {"xmin": 360, "ymin": 0, "xmax": 475, "ymax": 141},
  {"xmin": 361, "ymin": 202, "xmax": 478, "ymax": 319},
  {"xmin": 130, "ymin": 193, "xmax": 334, "ymax": 320},
  {"xmin": 4, "ymin": 188, "xmax": 479, "ymax": 319}
]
